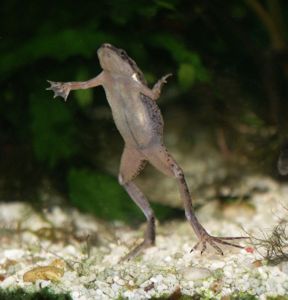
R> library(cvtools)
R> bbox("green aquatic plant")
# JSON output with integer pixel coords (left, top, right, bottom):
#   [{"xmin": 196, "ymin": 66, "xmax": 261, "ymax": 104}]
[
  {"xmin": 0, "ymin": 288, "xmax": 71, "ymax": 300},
  {"xmin": 251, "ymin": 218, "xmax": 288, "ymax": 265},
  {"xmin": 68, "ymin": 168, "xmax": 182, "ymax": 223}
]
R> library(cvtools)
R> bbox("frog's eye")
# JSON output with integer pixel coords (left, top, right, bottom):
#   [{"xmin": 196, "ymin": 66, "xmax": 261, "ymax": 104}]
[{"xmin": 119, "ymin": 49, "xmax": 127, "ymax": 58}]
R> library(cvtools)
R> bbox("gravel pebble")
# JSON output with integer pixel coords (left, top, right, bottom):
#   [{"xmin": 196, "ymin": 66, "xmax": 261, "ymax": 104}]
[{"xmin": 182, "ymin": 267, "xmax": 212, "ymax": 281}]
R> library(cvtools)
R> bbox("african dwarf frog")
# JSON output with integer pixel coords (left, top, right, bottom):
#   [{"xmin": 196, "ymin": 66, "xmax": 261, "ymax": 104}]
[{"xmin": 47, "ymin": 43, "xmax": 247, "ymax": 258}]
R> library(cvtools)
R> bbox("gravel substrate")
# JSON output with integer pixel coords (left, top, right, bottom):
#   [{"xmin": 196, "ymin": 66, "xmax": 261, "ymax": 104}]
[{"xmin": 1, "ymin": 175, "xmax": 288, "ymax": 299}]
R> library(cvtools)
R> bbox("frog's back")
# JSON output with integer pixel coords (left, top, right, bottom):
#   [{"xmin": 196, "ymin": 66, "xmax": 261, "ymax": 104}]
[{"xmin": 104, "ymin": 79, "xmax": 164, "ymax": 149}]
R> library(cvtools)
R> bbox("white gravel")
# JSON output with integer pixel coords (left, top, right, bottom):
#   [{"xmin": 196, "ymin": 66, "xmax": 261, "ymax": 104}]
[{"xmin": 1, "ymin": 175, "xmax": 288, "ymax": 299}]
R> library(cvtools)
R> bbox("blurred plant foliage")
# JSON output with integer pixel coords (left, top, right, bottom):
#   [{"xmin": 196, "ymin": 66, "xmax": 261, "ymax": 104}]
[
  {"xmin": 74, "ymin": 68, "xmax": 94, "ymax": 107},
  {"xmin": 30, "ymin": 92, "xmax": 78, "ymax": 167},
  {"xmin": 68, "ymin": 168, "xmax": 182, "ymax": 223},
  {"xmin": 0, "ymin": 288, "xmax": 71, "ymax": 300},
  {"xmin": 149, "ymin": 34, "xmax": 210, "ymax": 89},
  {"xmin": 0, "ymin": 29, "xmax": 110, "ymax": 80},
  {"xmin": 68, "ymin": 168, "xmax": 141, "ymax": 222},
  {"xmin": 1, "ymin": 0, "xmax": 288, "ymax": 219}
]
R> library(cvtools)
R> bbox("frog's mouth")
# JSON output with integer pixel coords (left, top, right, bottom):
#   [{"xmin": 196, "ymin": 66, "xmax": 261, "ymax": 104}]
[{"xmin": 101, "ymin": 43, "xmax": 116, "ymax": 51}]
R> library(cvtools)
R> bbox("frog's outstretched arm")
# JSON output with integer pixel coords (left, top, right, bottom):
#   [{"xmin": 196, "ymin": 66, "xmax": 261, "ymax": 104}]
[{"xmin": 46, "ymin": 72, "xmax": 105, "ymax": 101}]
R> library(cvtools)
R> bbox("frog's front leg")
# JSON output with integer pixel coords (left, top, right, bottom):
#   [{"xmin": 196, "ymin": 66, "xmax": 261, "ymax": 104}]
[
  {"xmin": 46, "ymin": 72, "xmax": 104, "ymax": 101},
  {"xmin": 152, "ymin": 73, "xmax": 172, "ymax": 100},
  {"xmin": 140, "ymin": 73, "xmax": 172, "ymax": 100}
]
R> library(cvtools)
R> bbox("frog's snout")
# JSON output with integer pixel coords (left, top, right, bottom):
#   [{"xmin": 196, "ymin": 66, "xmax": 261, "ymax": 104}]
[
  {"xmin": 98, "ymin": 43, "xmax": 118, "ymax": 59},
  {"xmin": 101, "ymin": 43, "xmax": 115, "ymax": 50},
  {"xmin": 102, "ymin": 43, "xmax": 112, "ymax": 48}
]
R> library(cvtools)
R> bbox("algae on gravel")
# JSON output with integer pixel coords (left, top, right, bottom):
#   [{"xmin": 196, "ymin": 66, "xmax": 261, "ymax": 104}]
[{"xmin": 0, "ymin": 287, "xmax": 71, "ymax": 300}]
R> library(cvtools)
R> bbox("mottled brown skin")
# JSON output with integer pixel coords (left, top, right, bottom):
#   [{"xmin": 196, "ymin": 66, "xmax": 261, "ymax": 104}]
[{"xmin": 47, "ymin": 43, "xmax": 247, "ymax": 258}]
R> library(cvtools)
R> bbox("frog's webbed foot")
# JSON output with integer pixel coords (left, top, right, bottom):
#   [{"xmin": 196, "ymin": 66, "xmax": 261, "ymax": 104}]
[
  {"xmin": 46, "ymin": 80, "xmax": 71, "ymax": 101},
  {"xmin": 152, "ymin": 73, "xmax": 172, "ymax": 100},
  {"xmin": 191, "ymin": 232, "xmax": 249, "ymax": 255}
]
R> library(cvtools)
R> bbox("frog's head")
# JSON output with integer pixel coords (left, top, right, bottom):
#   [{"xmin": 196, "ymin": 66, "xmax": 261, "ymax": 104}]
[{"xmin": 97, "ymin": 43, "xmax": 147, "ymax": 85}]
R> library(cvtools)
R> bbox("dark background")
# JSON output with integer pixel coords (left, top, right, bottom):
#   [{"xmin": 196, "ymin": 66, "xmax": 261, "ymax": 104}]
[{"xmin": 1, "ymin": 0, "xmax": 288, "ymax": 222}]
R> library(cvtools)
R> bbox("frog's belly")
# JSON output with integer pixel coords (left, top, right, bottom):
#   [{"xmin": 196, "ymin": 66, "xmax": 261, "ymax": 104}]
[{"xmin": 110, "ymin": 94, "xmax": 164, "ymax": 148}]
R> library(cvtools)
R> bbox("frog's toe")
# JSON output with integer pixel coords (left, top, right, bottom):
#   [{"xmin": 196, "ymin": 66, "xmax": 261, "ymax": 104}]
[
  {"xmin": 163, "ymin": 73, "xmax": 172, "ymax": 81},
  {"xmin": 121, "ymin": 239, "xmax": 154, "ymax": 262},
  {"xmin": 46, "ymin": 80, "xmax": 59, "ymax": 90},
  {"xmin": 191, "ymin": 233, "xmax": 248, "ymax": 255},
  {"xmin": 53, "ymin": 88, "xmax": 68, "ymax": 100},
  {"xmin": 160, "ymin": 73, "xmax": 172, "ymax": 84},
  {"xmin": 46, "ymin": 80, "xmax": 70, "ymax": 101}
]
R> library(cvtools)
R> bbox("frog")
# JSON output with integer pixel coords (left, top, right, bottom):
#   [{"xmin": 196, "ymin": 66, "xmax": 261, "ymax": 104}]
[{"xmin": 47, "ymin": 43, "xmax": 247, "ymax": 258}]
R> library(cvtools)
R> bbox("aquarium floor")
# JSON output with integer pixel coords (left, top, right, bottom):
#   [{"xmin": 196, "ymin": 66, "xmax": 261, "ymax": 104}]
[{"xmin": 1, "ymin": 175, "xmax": 288, "ymax": 299}]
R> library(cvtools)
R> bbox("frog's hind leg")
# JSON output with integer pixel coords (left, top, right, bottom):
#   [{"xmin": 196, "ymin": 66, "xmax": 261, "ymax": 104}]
[
  {"xmin": 118, "ymin": 147, "xmax": 155, "ymax": 260},
  {"xmin": 143, "ymin": 145, "xmax": 248, "ymax": 255}
]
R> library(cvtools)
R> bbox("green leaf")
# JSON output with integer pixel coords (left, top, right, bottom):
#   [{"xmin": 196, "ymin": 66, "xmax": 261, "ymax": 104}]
[
  {"xmin": 68, "ymin": 168, "xmax": 143, "ymax": 223},
  {"xmin": 67, "ymin": 168, "xmax": 182, "ymax": 223},
  {"xmin": 241, "ymin": 112, "xmax": 264, "ymax": 128},
  {"xmin": 74, "ymin": 68, "xmax": 94, "ymax": 107},
  {"xmin": 0, "ymin": 29, "xmax": 111, "ymax": 80},
  {"xmin": 30, "ymin": 92, "xmax": 78, "ymax": 167},
  {"xmin": 178, "ymin": 63, "xmax": 196, "ymax": 90},
  {"xmin": 150, "ymin": 34, "xmax": 210, "ymax": 88},
  {"xmin": 155, "ymin": 0, "xmax": 176, "ymax": 11}
]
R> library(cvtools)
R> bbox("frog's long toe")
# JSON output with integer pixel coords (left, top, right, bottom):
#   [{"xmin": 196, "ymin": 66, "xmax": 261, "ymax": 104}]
[
  {"xmin": 121, "ymin": 239, "xmax": 153, "ymax": 261},
  {"xmin": 192, "ymin": 233, "xmax": 249, "ymax": 255}
]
